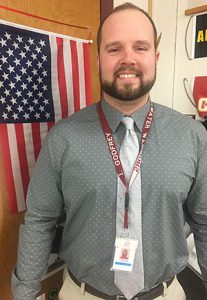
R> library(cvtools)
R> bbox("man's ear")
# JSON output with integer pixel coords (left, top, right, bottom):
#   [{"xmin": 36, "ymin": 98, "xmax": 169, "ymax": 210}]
[{"xmin": 156, "ymin": 51, "xmax": 160, "ymax": 63}]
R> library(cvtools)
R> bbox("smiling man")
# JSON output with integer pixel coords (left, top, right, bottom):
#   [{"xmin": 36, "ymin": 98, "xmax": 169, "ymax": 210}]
[
  {"xmin": 98, "ymin": 6, "xmax": 159, "ymax": 114},
  {"xmin": 12, "ymin": 3, "xmax": 207, "ymax": 300}
]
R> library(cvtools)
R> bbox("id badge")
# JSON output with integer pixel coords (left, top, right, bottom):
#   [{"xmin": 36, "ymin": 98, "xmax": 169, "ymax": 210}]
[{"xmin": 111, "ymin": 237, "xmax": 138, "ymax": 272}]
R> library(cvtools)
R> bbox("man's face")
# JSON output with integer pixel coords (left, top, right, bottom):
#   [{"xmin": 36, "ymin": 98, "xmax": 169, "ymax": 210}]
[{"xmin": 97, "ymin": 9, "xmax": 159, "ymax": 102}]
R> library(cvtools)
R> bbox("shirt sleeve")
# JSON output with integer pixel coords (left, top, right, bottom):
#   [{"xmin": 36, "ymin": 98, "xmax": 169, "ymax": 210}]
[
  {"xmin": 185, "ymin": 126, "xmax": 207, "ymax": 289},
  {"xmin": 11, "ymin": 128, "xmax": 64, "ymax": 300}
]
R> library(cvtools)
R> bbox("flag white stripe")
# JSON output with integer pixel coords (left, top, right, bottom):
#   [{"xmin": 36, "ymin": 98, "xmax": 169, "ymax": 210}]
[
  {"xmin": 40, "ymin": 123, "xmax": 50, "ymax": 146},
  {"xmin": 64, "ymin": 40, "xmax": 74, "ymax": 115},
  {"xmin": 77, "ymin": 42, "xmax": 86, "ymax": 109},
  {"xmin": 50, "ymin": 36, "xmax": 62, "ymax": 122},
  {"xmin": 23, "ymin": 124, "xmax": 35, "ymax": 178},
  {"xmin": 8, "ymin": 125, "xmax": 25, "ymax": 211}
]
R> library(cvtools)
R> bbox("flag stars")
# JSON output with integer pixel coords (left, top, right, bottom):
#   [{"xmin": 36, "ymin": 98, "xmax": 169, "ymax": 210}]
[
  {"xmin": 1, "ymin": 55, "xmax": 8, "ymax": 64},
  {"xmin": 20, "ymin": 67, "xmax": 27, "ymax": 75},
  {"xmin": 42, "ymin": 54, "xmax": 47, "ymax": 62},
  {"xmin": 14, "ymin": 58, "xmax": 21, "ymax": 66},
  {"xmin": 39, "ymin": 40, "xmax": 46, "ymax": 47},
  {"xmin": 21, "ymin": 82, "xmax": 27, "ymax": 90},
  {"xmin": 19, "ymin": 51, "xmax": 26, "ymax": 59},
  {"xmin": 14, "ymin": 74, "xmax": 21, "ymax": 82},
  {"xmin": 37, "ymin": 91, "xmax": 43, "ymax": 98},
  {"xmin": 31, "ymin": 53, "xmax": 37, "ymax": 60},
  {"xmin": 17, "ymin": 105, "xmax": 23, "ymax": 113},
  {"xmin": 12, "ymin": 113, "xmax": 19, "ymax": 120},
  {"xmin": 0, "ymin": 38, "xmax": 7, "ymax": 47},
  {"xmin": 8, "ymin": 81, "xmax": 15, "ymax": 89},
  {"xmin": 0, "ymin": 29, "xmax": 55, "ymax": 124},
  {"xmin": 2, "ymin": 112, "xmax": 8, "ymax": 120},
  {"xmin": 2, "ymin": 72, "xmax": 9, "ymax": 81},
  {"xmin": 6, "ymin": 104, "xmax": 12, "ymax": 112},
  {"xmin": 32, "ymin": 84, "xmax": 38, "ymax": 91},
  {"xmin": 0, "ymin": 96, "xmax": 6, "ymax": 104},
  {"xmin": 4, "ymin": 89, "xmax": 10, "ymax": 96},
  {"xmin": 12, "ymin": 41, "xmax": 19, "ymax": 49},
  {"xmin": 23, "ymin": 112, "xmax": 30, "ymax": 120},
  {"xmin": 16, "ymin": 90, "xmax": 22, "ymax": 97},
  {"xmin": 26, "ymin": 60, "xmax": 32, "ymax": 68},
  {"xmin": 28, "ymin": 37, "xmax": 34, "ymax": 45},
  {"xmin": 22, "ymin": 98, "xmax": 28, "ymax": 105},
  {"xmin": 43, "ymin": 99, "xmax": 49, "ymax": 105},
  {"xmin": 28, "ymin": 105, "xmax": 34, "ymax": 112},
  {"xmin": 34, "ymin": 112, "xmax": 40, "ymax": 119},
  {"xmin": 37, "ymin": 76, "xmax": 43, "ymax": 84},
  {"xmin": 45, "ymin": 112, "xmax": 50, "ymax": 119},
  {"xmin": 35, "ymin": 46, "xmax": 41, "ymax": 53},
  {"xmin": 6, "ymin": 48, "xmax": 14, "ymax": 57},
  {"xmin": 16, "ymin": 35, "xmax": 23, "ymax": 43},
  {"xmin": 39, "ymin": 105, "xmax": 45, "ymax": 112},
  {"xmin": 32, "ymin": 68, "xmax": 38, "ymax": 76},
  {"xmin": 24, "ymin": 45, "xmax": 30, "ymax": 52},
  {"xmin": 42, "ymin": 70, "xmax": 47, "ymax": 77},
  {"xmin": 26, "ymin": 75, "xmax": 32, "ymax": 83},
  {"xmin": 27, "ymin": 91, "xmax": 33, "ymax": 98},
  {"xmin": 42, "ymin": 84, "xmax": 47, "ymax": 91},
  {"xmin": 37, "ymin": 61, "xmax": 43, "ymax": 69},
  {"xmin": 8, "ymin": 65, "xmax": 15, "ymax": 73},
  {"xmin": 5, "ymin": 32, "xmax": 11, "ymax": 40},
  {"xmin": 10, "ymin": 97, "xmax": 17, "ymax": 105},
  {"xmin": 33, "ymin": 99, "xmax": 39, "ymax": 105}
]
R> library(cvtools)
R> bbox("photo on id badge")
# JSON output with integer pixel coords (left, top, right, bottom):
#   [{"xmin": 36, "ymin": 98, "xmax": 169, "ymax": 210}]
[{"xmin": 120, "ymin": 248, "xmax": 129, "ymax": 260}]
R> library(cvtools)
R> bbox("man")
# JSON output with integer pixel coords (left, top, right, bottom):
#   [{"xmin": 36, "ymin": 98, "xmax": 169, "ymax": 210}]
[{"xmin": 12, "ymin": 3, "xmax": 207, "ymax": 300}]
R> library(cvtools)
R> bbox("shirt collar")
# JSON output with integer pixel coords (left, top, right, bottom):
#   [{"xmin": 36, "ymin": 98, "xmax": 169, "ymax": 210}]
[{"xmin": 100, "ymin": 98, "xmax": 151, "ymax": 133}]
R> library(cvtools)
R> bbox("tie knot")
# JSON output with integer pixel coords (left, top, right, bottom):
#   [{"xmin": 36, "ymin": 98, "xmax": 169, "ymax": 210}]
[{"xmin": 121, "ymin": 116, "xmax": 135, "ymax": 130}]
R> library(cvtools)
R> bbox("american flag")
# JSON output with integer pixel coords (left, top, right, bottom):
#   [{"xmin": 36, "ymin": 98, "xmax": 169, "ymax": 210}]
[{"xmin": 0, "ymin": 20, "xmax": 92, "ymax": 213}]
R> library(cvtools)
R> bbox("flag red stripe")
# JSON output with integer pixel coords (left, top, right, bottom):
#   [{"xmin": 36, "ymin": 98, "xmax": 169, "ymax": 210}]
[
  {"xmin": 31, "ymin": 123, "xmax": 42, "ymax": 161},
  {"xmin": 83, "ymin": 43, "xmax": 92, "ymax": 106},
  {"xmin": 70, "ymin": 40, "xmax": 80, "ymax": 112},
  {"xmin": 47, "ymin": 121, "xmax": 55, "ymax": 131},
  {"xmin": 56, "ymin": 37, "xmax": 68, "ymax": 118},
  {"xmin": 15, "ymin": 124, "xmax": 30, "ymax": 199},
  {"xmin": 0, "ymin": 125, "xmax": 18, "ymax": 213}
]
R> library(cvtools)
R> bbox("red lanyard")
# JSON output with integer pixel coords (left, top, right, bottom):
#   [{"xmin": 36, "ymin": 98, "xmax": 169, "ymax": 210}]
[{"xmin": 98, "ymin": 101, "xmax": 154, "ymax": 229}]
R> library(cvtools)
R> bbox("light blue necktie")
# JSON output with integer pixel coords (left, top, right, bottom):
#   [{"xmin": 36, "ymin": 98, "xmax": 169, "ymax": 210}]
[{"xmin": 114, "ymin": 116, "xmax": 144, "ymax": 300}]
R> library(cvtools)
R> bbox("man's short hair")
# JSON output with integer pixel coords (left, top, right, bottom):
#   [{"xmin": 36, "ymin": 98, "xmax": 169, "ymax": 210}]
[{"xmin": 97, "ymin": 2, "xmax": 158, "ymax": 53}]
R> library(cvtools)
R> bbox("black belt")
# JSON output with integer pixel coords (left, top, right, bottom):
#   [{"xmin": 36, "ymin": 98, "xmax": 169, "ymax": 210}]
[{"xmin": 68, "ymin": 270, "xmax": 174, "ymax": 300}]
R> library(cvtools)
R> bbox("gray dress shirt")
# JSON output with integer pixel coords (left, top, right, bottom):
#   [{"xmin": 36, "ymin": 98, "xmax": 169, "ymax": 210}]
[{"xmin": 12, "ymin": 99, "xmax": 207, "ymax": 300}]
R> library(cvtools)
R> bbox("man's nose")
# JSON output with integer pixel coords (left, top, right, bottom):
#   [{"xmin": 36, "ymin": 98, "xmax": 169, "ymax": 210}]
[{"xmin": 120, "ymin": 49, "xmax": 136, "ymax": 65}]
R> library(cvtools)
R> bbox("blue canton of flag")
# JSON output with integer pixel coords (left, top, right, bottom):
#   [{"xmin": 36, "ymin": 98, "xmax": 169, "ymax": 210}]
[{"xmin": 0, "ymin": 23, "xmax": 54, "ymax": 123}]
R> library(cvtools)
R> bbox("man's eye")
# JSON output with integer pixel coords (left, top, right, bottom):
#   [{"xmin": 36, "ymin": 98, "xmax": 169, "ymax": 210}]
[
  {"xmin": 108, "ymin": 48, "xmax": 120, "ymax": 53},
  {"xmin": 135, "ymin": 47, "xmax": 147, "ymax": 52}
]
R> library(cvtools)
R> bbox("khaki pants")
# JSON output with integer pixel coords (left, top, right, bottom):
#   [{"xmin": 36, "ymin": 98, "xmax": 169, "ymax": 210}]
[{"xmin": 58, "ymin": 269, "xmax": 186, "ymax": 300}]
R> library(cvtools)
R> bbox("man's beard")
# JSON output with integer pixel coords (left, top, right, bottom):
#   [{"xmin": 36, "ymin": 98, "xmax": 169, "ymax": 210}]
[{"xmin": 100, "ymin": 66, "xmax": 156, "ymax": 101}]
